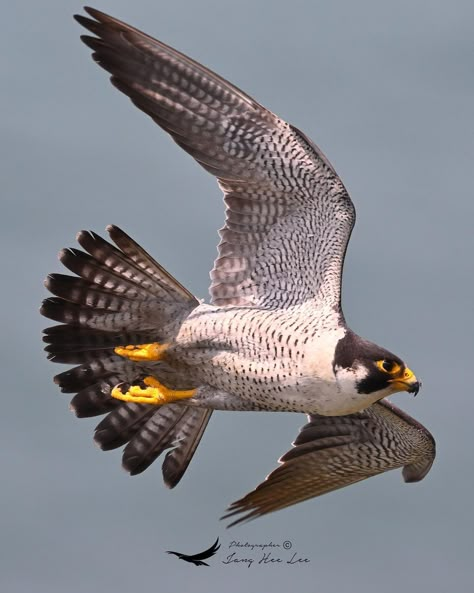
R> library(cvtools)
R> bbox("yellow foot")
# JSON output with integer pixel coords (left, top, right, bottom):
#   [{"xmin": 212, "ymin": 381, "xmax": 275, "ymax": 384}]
[
  {"xmin": 111, "ymin": 376, "xmax": 197, "ymax": 406},
  {"xmin": 114, "ymin": 342, "xmax": 169, "ymax": 362}
]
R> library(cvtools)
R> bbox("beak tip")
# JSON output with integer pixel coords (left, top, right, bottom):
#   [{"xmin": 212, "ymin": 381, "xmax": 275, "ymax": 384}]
[{"xmin": 408, "ymin": 380, "xmax": 421, "ymax": 396}]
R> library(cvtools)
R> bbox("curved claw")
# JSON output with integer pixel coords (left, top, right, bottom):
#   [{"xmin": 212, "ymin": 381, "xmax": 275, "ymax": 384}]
[
  {"xmin": 114, "ymin": 342, "xmax": 169, "ymax": 362},
  {"xmin": 111, "ymin": 376, "xmax": 196, "ymax": 406}
]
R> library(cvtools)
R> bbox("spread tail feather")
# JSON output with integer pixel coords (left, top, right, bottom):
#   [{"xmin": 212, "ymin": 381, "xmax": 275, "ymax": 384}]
[{"xmin": 42, "ymin": 225, "xmax": 211, "ymax": 486}]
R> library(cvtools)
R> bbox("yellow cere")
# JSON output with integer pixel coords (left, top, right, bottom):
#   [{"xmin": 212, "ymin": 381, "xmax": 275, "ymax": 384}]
[{"xmin": 401, "ymin": 367, "xmax": 415, "ymax": 381}]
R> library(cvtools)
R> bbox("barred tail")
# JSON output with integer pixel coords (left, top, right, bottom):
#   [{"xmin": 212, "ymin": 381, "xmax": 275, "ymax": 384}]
[{"xmin": 41, "ymin": 225, "xmax": 212, "ymax": 486}]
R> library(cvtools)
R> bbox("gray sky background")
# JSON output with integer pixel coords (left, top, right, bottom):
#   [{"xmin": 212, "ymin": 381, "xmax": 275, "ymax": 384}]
[{"xmin": 2, "ymin": 0, "xmax": 473, "ymax": 591}]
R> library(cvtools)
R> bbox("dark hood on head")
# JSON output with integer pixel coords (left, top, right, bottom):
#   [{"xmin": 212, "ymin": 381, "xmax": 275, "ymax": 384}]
[{"xmin": 333, "ymin": 330, "xmax": 402, "ymax": 372}]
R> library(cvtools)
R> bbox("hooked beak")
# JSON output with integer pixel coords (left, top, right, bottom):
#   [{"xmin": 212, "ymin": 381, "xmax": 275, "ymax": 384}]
[{"xmin": 388, "ymin": 367, "xmax": 421, "ymax": 396}]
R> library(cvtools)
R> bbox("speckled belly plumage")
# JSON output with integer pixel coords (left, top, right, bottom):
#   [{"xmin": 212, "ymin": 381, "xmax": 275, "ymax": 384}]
[{"xmin": 166, "ymin": 304, "xmax": 349, "ymax": 414}]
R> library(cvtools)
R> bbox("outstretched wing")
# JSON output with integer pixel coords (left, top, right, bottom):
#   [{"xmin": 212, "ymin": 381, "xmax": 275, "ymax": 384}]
[
  {"xmin": 75, "ymin": 8, "xmax": 355, "ymax": 310},
  {"xmin": 223, "ymin": 400, "xmax": 435, "ymax": 526},
  {"xmin": 166, "ymin": 538, "xmax": 220, "ymax": 566},
  {"xmin": 184, "ymin": 538, "xmax": 221, "ymax": 562}
]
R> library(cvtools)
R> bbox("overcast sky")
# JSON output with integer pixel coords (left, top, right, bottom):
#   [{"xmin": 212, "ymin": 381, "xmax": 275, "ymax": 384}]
[{"xmin": 2, "ymin": 0, "xmax": 473, "ymax": 591}]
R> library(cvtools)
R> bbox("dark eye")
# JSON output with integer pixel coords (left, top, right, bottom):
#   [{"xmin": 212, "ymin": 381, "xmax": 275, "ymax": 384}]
[
  {"xmin": 376, "ymin": 359, "xmax": 401, "ymax": 374},
  {"xmin": 382, "ymin": 360, "xmax": 395, "ymax": 372}
]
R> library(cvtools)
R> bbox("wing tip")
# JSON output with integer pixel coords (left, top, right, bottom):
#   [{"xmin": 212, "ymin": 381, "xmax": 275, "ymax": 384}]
[{"xmin": 220, "ymin": 505, "xmax": 261, "ymax": 528}]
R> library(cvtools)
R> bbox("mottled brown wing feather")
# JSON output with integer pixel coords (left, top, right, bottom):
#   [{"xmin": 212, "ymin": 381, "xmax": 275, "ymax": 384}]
[
  {"xmin": 75, "ymin": 8, "xmax": 355, "ymax": 309},
  {"xmin": 223, "ymin": 400, "xmax": 435, "ymax": 526}
]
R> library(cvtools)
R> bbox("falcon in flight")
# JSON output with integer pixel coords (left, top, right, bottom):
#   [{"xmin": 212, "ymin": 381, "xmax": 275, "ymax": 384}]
[{"xmin": 41, "ymin": 7, "xmax": 434, "ymax": 522}]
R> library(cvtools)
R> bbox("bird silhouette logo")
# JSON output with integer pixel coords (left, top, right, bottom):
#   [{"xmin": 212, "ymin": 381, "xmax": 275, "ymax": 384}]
[{"xmin": 166, "ymin": 538, "xmax": 221, "ymax": 567}]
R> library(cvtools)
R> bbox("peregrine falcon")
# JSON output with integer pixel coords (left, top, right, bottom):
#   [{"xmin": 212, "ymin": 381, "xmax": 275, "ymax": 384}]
[{"xmin": 41, "ymin": 7, "xmax": 432, "ymax": 514}]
